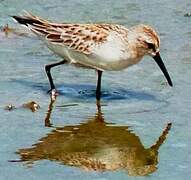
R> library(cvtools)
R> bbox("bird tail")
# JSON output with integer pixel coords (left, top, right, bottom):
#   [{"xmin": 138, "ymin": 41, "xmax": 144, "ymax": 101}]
[
  {"xmin": 12, "ymin": 15, "xmax": 42, "ymax": 26},
  {"xmin": 11, "ymin": 11, "xmax": 55, "ymax": 37},
  {"xmin": 12, "ymin": 11, "xmax": 48, "ymax": 27}
]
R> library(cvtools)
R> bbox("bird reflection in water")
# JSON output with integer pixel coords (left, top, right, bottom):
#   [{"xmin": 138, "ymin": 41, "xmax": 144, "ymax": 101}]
[{"xmin": 17, "ymin": 97, "xmax": 172, "ymax": 176}]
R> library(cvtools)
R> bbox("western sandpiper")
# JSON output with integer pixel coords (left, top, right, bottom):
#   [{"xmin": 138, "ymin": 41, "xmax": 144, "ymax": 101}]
[{"xmin": 12, "ymin": 12, "xmax": 173, "ymax": 100}]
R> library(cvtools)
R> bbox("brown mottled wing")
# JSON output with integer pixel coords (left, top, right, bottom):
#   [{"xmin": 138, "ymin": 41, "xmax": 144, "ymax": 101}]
[
  {"xmin": 28, "ymin": 19, "xmax": 109, "ymax": 54},
  {"xmin": 14, "ymin": 13, "xmax": 127, "ymax": 55},
  {"xmin": 60, "ymin": 24, "xmax": 109, "ymax": 54}
]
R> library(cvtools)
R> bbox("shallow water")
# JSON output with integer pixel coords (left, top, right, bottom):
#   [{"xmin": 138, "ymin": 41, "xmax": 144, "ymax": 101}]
[{"xmin": 0, "ymin": 0, "xmax": 191, "ymax": 179}]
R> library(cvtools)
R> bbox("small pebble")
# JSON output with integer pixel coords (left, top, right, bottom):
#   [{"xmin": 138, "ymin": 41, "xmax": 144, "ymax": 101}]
[
  {"xmin": 22, "ymin": 101, "xmax": 40, "ymax": 112},
  {"xmin": 184, "ymin": 13, "xmax": 191, "ymax": 17},
  {"xmin": 0, "ymin": 24, "xmax": 14, "ymax": 36},
  {"xmin": 4, "ymin": 104, "xmax": 15, "ymax": 111}
]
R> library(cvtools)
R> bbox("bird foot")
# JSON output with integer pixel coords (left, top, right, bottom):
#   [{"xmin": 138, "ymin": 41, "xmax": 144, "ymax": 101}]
[{"xmin": 48, "ymin": 89, "xmax": 59, "ymax": 100}]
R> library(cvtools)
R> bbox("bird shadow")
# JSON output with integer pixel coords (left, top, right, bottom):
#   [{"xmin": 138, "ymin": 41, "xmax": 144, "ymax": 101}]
[{"xmin": 11, "ymin": 79, "xmax": 161, "ymax": 102}]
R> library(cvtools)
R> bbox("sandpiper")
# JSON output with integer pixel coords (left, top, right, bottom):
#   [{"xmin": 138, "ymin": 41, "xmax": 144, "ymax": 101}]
[{"xmin": 12, "ymin": 12, "xmax": 173, "ymax": 100}]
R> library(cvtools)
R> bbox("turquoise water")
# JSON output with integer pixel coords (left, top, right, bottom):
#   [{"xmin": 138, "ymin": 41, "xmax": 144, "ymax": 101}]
[{"xmin": 0, "ymin": 0, "xmax": 191, "ymax": 179}]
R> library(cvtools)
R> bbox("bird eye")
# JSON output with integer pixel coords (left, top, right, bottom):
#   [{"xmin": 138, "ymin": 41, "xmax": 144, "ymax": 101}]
[{"xmin": 146, "ymin": 42, "xmax": 156, "ymax": 52}]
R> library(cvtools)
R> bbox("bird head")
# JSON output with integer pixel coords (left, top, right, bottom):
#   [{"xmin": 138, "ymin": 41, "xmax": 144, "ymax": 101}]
[{"xmin": 131, "ymin": 24, "xmax": 173, "ymax": 87}]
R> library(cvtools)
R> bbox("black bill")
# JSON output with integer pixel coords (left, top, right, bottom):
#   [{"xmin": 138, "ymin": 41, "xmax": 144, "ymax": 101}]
[{"xmin": 153, "ymin": 52, "xmax": 173, "ymax": 86}]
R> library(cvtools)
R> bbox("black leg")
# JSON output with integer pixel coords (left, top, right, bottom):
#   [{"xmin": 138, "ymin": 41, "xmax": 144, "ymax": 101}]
[
  {"xmin": 45, "ymin": 59, "xmax": 67, "ymax": 93},
  {"xmin": 96, "ymin": 70, "xmax": 102, "ymax": 100}
]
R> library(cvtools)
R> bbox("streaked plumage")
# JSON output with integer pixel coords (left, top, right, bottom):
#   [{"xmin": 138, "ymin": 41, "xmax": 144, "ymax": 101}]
[{"xmin": 12, "ymin": 12, "xmax": 172, "ymax": 99}]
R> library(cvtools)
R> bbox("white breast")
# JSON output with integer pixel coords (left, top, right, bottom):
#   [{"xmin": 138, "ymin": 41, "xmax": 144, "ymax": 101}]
[
  {"xmin": 92, "ymin": 32, "xmax": 125, "ymax": 62},
  {"xmin": 88, "ymin": 32, "xmax": 141, "ymax": 71}
]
